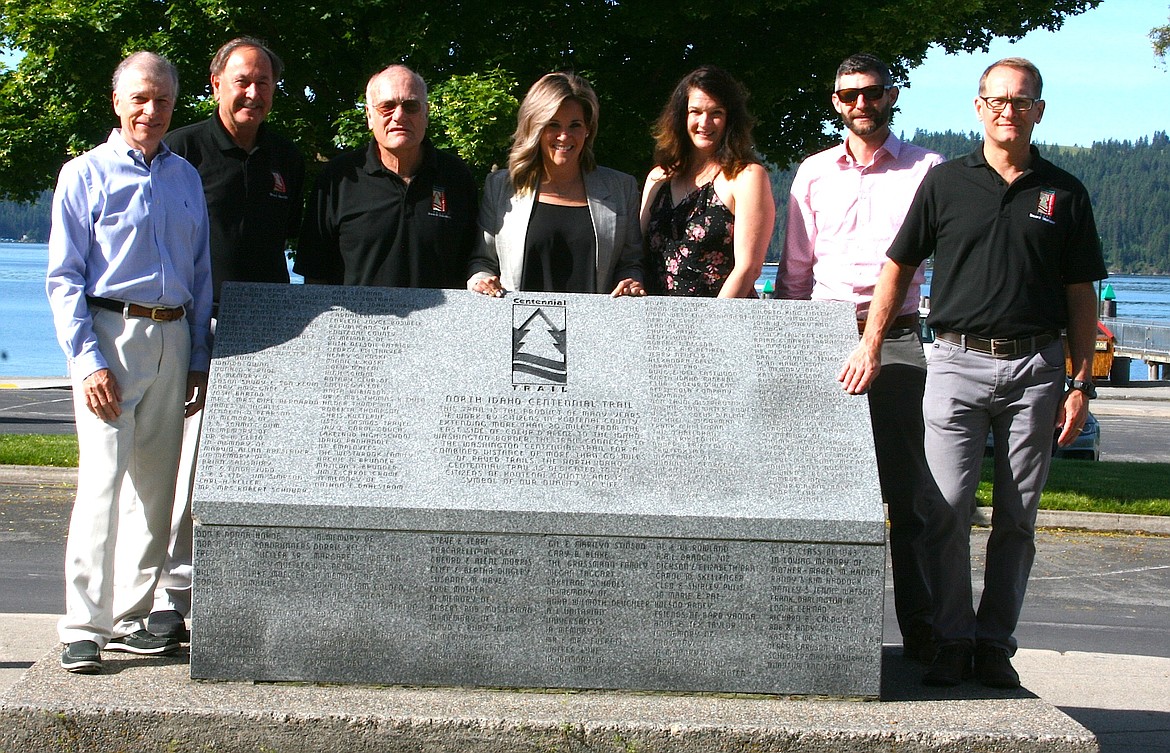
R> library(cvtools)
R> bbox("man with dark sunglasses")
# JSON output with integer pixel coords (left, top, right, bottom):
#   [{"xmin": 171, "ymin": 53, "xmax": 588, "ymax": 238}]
[
  {"xmin": 841, "ymin": 57, "xmax": 1107, "ymax": 689},
  {"xmin": 778, "ymin": 52, "xmax": 943, "ymax": 666},
  {"xmin": 296, "ymin": 64, "xmax": 476, "ymax": 288}
]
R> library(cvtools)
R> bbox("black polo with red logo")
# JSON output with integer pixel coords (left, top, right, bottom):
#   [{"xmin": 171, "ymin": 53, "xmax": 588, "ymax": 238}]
[
  {"xmin": 165, "ymin": 115, "xmax": 305, "ymax": 301},
  {"xmin": 887, "ymin": 145, "xmax": 1107, "ymax": 339},
  {"xmin": 294, "ymin": 139, "xmax": 477, "ymax": 289}
]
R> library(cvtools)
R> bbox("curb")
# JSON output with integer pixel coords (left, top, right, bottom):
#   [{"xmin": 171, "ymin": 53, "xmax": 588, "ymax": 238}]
[{"xmin": 8, "ymin": 465, "xmax": 1169, "ymax": 537}]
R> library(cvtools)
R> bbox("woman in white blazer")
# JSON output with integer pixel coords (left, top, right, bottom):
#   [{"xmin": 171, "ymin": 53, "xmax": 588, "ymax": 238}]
[{"xmin": 467, "ymin": 72, "xmax": 644, "ymax": 297}]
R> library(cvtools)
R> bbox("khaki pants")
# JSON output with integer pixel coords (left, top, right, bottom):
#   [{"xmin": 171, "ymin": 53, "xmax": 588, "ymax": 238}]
[{"xmin": 58, "ymin": 309, "xmax": 189, "ymax": 646}]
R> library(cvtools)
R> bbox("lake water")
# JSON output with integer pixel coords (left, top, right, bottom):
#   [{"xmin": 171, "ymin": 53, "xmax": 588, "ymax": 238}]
[{"xmin": 3, "ymin": 242, "xmax": 1168, "ymax": 378}]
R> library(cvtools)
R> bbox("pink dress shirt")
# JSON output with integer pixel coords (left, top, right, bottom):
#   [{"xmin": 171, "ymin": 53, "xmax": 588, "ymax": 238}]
[{"xmin": 778, "ymin": 133, "xmax": 943, "ymax": 319}]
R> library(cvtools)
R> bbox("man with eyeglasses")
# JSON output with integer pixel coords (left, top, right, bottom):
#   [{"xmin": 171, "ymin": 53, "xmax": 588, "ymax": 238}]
[
  {"xmin": 840, "ymin": 57, "xmax": 1106, "ymax": 689},
  {"xmin": 296, "ymin": 64, "xmax": 477, "ymax": 287},
  {"xmin": 778, "ymin": 52, "xmax": 943, "ymax": 666}
]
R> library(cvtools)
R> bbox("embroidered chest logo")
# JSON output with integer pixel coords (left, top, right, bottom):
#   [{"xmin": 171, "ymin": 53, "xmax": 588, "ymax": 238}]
[
  {"xmin": 1030, "ymin": 189, "xmax": 1057, "ymax": 225},
  {"xmin": 430, "ymin": 187, "xmax": 449, "ymax": 218},
  {"xmin": 271, "ymin": 171, "xmax": 288, "ymax": 198},
  {"xmin": 511, "ymin": 302, "xmax": 568, "ymax": 390}
]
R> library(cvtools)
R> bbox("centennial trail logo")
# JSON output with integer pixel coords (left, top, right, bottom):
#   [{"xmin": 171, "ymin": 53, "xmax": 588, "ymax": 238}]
[{"xmin": 512, "ymin": 302, "xmax": 567, "ymax": 385}]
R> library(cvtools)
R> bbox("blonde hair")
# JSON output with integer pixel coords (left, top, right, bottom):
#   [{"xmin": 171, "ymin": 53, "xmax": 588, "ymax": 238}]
[{"xmin": 508, "ymin": 72, "xmax": 599, "ymax": 195}]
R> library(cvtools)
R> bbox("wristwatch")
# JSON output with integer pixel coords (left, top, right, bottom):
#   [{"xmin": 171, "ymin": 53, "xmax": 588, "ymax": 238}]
[{"xmin": 1068, "ymin": 379, "xmax": 1097, "ymax": 399}]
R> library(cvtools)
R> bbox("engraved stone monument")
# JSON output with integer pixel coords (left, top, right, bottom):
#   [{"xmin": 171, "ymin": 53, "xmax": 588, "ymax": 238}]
[{"xmin": 191, "ymin": 283, "xmax": 885, "ymax": 697}]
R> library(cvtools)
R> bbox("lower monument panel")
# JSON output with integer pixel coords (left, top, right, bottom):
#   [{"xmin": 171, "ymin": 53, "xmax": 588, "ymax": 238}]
[{"xmin": 191, "ymin": 523, "xmax": 884, "ymax": 697}]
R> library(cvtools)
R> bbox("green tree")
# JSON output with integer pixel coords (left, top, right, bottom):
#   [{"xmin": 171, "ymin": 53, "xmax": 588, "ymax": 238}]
[
  {"xmin": 1, "ymin": 0, "xmax": 1102, "ymax": 199},
  {"xmin": 1153, "ymin": 11, "xmax": 1170, "ymax": 59}
]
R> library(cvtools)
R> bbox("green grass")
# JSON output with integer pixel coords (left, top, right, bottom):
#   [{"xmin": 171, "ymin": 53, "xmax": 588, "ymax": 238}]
[
  {"xmin": 0, "ymin": 433, "xmax": 78, "ymax": 467},
  {"xmin": 2, "ymin": 434, "xmax": 1168, "ymax": 516},
  {"xmin": 977, "ymin": 458, "xmax": 1170, "ymax": 516}
]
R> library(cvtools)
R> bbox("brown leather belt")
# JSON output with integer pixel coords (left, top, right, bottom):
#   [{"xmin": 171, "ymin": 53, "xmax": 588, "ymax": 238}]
[
  {"xmin": 857, "ymin": 313, "xmax": 919, "ymax": 336},
  {"xmin": 935, "ymin": 330, "xmax": 1058, "ymax": 358},
  {"xmin": 87, "ymin": 296, "xmax": 186, "ymax": 322}
]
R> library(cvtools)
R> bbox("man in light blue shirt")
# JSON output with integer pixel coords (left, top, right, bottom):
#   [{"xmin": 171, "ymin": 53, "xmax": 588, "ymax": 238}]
[{"xmin": 46, "ymin": 51, "xmax": 212, "ymax": 674}]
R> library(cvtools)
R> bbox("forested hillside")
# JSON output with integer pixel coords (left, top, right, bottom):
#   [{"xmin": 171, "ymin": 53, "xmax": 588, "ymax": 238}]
[
  {"xmin": 0, "ymin": 191, "xmax": 49, "ymax": 242},
  {"xmin": 6, "ymin": 132, "xmax": 1169, "ymax": 274}
]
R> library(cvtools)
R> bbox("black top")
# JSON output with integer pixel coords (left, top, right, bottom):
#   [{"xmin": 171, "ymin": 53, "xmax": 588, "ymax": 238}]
[
  {"xmin": 644, "ymin": 180, "xmax": 735, "ymax": 297},
  {"xmin": 294, "ymin": 140, "xmax": 477, "ymax": 288},
  {"xmin": 521, "ymin": 202, "xmax": 596, "ymax": 293},
  {"xmin": 888, "ymin": 145, "xmax": 1107, "ymax": 338},
  {"xmin": 165, "ymin": 115, "xmax": 305, "ymax": 302}
]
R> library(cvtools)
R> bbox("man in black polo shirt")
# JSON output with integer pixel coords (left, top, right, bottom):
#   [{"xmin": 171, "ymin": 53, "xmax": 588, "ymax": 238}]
[
  {"xmin": 295, "ymin": 64, "xmax": 476, "ymax": 287},
  {"xmin": 148, "ymin": 37, "xmax": 305, "ymax": 641},
  {"xmin": 840, "ymin": 57, "xmax": 1106, "ymax": 689},
  {"xmin": 166, "ymin": 37, "xmax": 304, "ymax": 301}
]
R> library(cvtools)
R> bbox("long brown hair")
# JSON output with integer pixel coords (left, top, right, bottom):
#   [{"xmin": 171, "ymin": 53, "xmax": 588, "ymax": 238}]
[{"xmin": 650, "ymin": 65, "xmax": 759, "ymax": 180}]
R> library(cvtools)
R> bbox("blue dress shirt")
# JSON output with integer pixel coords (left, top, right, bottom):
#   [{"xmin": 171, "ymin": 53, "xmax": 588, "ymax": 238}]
[{"xmin": 47, "ymin": 130, "xmax": 213, "ymax": 377}]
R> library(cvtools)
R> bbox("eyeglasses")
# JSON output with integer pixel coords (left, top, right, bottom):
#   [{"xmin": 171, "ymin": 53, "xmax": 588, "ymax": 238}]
[
  {"xmin": 372, "ymin": 99, "xmax": 423, "ymax": 117},
  {"xmin": 980, "ymin": 96, "xmax": 1038, "ymax": 113},
  {"xmin": 834, "ymin": 85, "xmax": 892, "ymax": 103}
]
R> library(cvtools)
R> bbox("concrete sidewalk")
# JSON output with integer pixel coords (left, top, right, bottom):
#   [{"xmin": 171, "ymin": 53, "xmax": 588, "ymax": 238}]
[{"xmin": 3, "ymin": 611, "xmax": 1169, "ymax": 752}]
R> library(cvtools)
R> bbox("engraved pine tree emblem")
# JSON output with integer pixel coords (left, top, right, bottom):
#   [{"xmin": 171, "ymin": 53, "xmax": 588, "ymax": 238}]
[{"xmin": 512, "ymin": 308, "xmax": 568, "ymax": 384}]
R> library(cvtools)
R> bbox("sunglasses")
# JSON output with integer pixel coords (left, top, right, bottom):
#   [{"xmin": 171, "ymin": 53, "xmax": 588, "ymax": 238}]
[
  {"xmin": 834, "ymin": 85, "xmax": 892, "ymax": 103},
  {"xmin": 372, "ymin": 99, "xmax": 423, "ymax": 116}
]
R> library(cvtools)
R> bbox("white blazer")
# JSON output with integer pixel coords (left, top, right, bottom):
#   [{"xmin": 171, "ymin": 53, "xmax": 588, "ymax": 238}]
[{"xmin": 467, "ymin": 166, "xmax": 643, "ymax": 293}]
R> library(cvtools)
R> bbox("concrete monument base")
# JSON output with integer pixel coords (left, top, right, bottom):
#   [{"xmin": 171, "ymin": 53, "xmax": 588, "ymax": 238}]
[{"xmin": 0, "ymin": 648, "xmax": 1097, "ymax": 753}]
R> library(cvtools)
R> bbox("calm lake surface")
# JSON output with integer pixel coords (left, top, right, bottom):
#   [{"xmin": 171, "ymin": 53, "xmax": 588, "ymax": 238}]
[{"xmin": 3, "ymin": 242, "xmax": 1169, "ymax": 378}]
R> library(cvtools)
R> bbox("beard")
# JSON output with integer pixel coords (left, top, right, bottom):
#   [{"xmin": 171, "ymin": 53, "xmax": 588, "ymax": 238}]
[{"xmin": 844, "ymin": 102, "xmax": 893, "ymax": 137}]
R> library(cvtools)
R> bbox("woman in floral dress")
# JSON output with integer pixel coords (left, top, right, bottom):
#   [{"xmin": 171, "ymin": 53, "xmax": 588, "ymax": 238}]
[{"xmin": 640, "ymin": 66, "xmax": 774, "ymax": 297}]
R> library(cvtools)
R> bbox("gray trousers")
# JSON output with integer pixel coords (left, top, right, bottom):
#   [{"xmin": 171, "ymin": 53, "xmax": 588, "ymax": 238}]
[
  {"xmin": 868, "ymin": 330, "xmax": 932, "ymax": 644},
  {"xmin": 921, "ymin": 337, "xmax": 1064, "ymax": 653}
]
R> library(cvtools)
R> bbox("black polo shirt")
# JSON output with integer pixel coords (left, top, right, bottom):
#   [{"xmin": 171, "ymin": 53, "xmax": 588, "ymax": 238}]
[
  {"xmin": 888, "ymin": 145, "xmax": 1107, "ymax": 339},
  {"xmin": 294, "ymin": 139, "xmax": 477, "ymax": 288},
  {"xmin": 165, "ymin": 115, "xmax": 305, "ymax": 301}
]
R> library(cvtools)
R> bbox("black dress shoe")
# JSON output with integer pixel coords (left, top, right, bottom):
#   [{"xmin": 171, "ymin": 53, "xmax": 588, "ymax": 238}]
[
  {"xmin": 923, "ymin": 643, "xmax": 973, "ymax": 687},
  {"xmin": 974, "ymin": 644, "xmax": 1021, "ymax": 689}
]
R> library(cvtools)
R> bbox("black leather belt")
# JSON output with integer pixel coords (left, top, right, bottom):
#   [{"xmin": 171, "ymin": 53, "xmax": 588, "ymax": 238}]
[
  {"xmin": 935, "ymin": 330, "xmax": 1058, "ymax": 358},
  {"xmin": 858, "ymin": 313, "xmax": 919, "ymax": 337},
  {"xmin": 87, "ymin": 296, "xmax": 186, "ymax": 322}
]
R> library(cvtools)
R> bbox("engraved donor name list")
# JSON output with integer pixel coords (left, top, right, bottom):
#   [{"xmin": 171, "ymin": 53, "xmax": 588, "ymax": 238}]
[{"xmin": 192, "ymin": 283, "xmax": 885, "ymax": 697}]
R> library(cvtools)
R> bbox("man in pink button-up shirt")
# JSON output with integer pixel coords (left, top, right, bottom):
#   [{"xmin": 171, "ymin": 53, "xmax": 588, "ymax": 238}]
[{"xmin": 777, "ymin": 53, "xmax": 943, "ymax": 664}]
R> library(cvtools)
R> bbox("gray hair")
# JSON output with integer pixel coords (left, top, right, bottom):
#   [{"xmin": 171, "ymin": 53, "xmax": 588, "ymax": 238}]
[
  {"xmin": 365, "ymin": 64, "xmax": 428, "ymax": 106},
  {"xmin": 210, "ymin": 37, "xmax": 284, "ymax": 81},
  {"xmin": 112, "ymin": 51, "xmax": 179, "ymax": 97}
]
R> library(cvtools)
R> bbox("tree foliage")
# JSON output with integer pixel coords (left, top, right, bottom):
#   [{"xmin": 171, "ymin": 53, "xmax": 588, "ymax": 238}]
[
  {"xmin": 1153, "ymin": 11, "xmax": 1170, "ymax": 59},
  {"xmin": 1, "ymin": 0, "xmax": 1101, "ymax": 199}
]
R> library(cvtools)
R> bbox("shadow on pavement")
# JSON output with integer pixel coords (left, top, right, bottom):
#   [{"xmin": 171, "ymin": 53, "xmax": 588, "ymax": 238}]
[
  {"xmin": 881, "ymin": 646, "xmax": 1041, "ymax": 702},
  {"xmin": 1060, "ymin": 707, "xmax": 1170, "ymax": 753}
]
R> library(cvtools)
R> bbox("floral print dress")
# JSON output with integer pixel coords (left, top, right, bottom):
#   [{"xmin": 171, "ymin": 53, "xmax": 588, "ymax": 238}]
[{"xmin": 645, "ymin": 180, "xmax": 735, "ymax": 296}]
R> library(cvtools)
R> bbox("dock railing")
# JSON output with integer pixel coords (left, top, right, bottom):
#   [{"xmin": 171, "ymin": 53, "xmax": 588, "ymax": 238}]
[{"xmin": 1102, "ymin": 318, "xmax": 1170, "ymax": 379}]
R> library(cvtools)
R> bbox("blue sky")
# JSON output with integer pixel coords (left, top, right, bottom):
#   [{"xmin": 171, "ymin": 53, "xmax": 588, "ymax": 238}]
[{"xmin": 890, "ymin": 0, "xmax": 1169, "ymax": 146}]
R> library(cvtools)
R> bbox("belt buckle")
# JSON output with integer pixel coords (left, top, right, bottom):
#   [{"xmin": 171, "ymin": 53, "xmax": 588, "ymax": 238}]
[
  {"xmin": 990, "ymin": 338, "xmax": 1015, "ymax": 358},
  {"xmin": 149, "ymin": 306, "xmax": 170, "ymax": 322}
]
